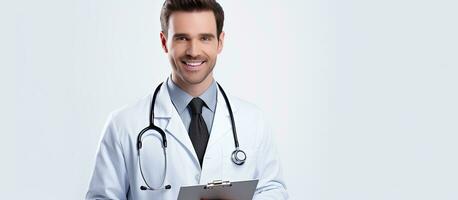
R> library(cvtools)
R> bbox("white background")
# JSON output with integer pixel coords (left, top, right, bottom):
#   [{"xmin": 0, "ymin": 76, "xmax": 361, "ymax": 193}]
[{"xmin": 3, "ymin": 0, "xmax": 458, "ymax": 199}]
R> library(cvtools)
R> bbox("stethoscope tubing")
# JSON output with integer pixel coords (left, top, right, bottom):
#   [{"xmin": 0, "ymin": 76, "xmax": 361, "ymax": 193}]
[{"xmin": 136, "ymin": 82, "xmax": 246, "ymax": 191}]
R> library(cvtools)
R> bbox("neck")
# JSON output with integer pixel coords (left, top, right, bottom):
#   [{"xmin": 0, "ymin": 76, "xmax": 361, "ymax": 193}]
[{"xmin": 171, "ymin": 74, "xmax": 214, "ymax": 97}]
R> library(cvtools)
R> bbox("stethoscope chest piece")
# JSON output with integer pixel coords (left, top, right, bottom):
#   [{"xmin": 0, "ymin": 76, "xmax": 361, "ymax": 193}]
[
  {"xmin": 138, "ymin": 82, "xmax": 247, "ymax": 192},
  {"xmin": 231, "ymin": 148, "xmax": 246, "ymax": 165}
]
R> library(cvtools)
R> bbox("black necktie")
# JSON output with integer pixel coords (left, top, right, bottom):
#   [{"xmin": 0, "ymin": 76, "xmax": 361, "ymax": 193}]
[{"xmin": 188, "ymin": 97, "xmax": 209, "ymax": 167}]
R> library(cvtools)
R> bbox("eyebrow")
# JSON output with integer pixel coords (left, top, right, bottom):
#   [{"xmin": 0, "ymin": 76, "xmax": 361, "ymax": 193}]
[
  {"xmin": 173, "ymin": 33, "xmax": 216, "ymax": 39},
  {"xmin": 199, "ymin": 33, "xmax": 216, "ymax": 39}
]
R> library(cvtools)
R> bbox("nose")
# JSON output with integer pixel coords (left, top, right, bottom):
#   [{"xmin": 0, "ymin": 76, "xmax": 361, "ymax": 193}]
[{"xmin": 185, "ymin": 40, "xmax": 200, "ymax": 57}]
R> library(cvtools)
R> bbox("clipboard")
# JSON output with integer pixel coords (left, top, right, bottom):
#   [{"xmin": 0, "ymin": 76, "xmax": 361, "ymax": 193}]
[{"xmin": 177, "ymin": 179, "xmax": 258, "ymax": 200}]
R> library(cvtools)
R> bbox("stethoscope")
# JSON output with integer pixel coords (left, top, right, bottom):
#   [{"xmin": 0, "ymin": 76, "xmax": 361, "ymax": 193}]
[{"xmin": 136, "ymin": 82, "xmax": 247, "ymax": 191}]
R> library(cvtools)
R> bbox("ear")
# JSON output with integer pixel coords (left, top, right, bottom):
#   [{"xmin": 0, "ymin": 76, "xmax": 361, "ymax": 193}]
[
  {"xmin": 217, "ymin": 31, "xmax": 225, "ymax": 54},
  {"xmin": 160, "ymin": 31, "xmax": 168, "ymax": 53}
]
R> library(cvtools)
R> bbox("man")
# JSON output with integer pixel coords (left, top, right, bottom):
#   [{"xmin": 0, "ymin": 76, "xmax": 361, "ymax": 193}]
[{"xmin": 86, "ymin": 0, "xmax": 287, "ymax": 199}]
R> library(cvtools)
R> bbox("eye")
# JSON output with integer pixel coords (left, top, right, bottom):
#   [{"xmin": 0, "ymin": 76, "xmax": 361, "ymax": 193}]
[
  {"xmin": 201, "ymin": 36, "xmax": 211, "ymax": 41},
  {"xmin": 175, "ymin": 37, "xmax": 188, "ymax": 41}
]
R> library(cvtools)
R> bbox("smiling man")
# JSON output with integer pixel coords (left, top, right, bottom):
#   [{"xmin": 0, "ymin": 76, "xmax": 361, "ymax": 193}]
[
  {"xmin": 162, "ymin": 9, "xmax": 221, "ymax": 97},
  {"xmin": 86, "ymin": 0, "xmax": 288, "ymax": 199}
]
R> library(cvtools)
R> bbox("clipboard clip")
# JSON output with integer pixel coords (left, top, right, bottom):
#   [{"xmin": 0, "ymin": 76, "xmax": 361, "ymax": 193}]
[{"xmin": 204, "ymin": 180, "xmax": 233, "ymax": 189}]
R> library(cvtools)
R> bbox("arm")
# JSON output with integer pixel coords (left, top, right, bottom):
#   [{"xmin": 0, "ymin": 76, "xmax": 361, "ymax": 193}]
[
  {"xmin": 86, "ymin": 114, "xmax": 129, "ymax": 199},
  {"xmin": 253, "ymin": 114, "xmax": 288, "ymax": 200}
]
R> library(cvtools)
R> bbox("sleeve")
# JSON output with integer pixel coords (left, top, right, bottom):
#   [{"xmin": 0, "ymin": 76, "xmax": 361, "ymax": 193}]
[
  {"xmin": 253, "ymin": 112, "xmax": 289, "ymax": 200},
  {"xmin": 86, "ymin": 114, "xmax": 129, "ymax": 199}
]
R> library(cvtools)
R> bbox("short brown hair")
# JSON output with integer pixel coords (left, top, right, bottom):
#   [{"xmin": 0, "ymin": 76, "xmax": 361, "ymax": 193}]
[{"xmin": 160, "ymin": 0, "xmax": 225, "ymax": 38}]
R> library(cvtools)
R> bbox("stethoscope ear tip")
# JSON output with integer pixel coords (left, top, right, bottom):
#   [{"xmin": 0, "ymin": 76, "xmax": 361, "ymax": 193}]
[{"xmin": 140, "ymin": 185, "xmax": 172, "ymax": 190}]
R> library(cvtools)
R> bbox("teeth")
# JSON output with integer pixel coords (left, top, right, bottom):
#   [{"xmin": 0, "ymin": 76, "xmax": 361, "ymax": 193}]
[{"xmin": 185, "ymin": 61, "xmax": 204, "ymax": 66}]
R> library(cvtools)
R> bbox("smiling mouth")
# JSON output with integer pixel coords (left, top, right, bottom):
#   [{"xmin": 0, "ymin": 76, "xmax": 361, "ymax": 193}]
[{"xmin": 181, "ymin": 60, "xmax": 206, "ymax": 68}]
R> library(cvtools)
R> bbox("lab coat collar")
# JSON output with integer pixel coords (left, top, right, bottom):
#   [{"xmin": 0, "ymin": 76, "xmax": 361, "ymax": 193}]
[
  {"xmin": 153, "ymin": 80, "xmax": 236, "ymax": 118},
  {"xmin": 152, "ymin": 82, "xmax": 175, "ymax": 118},
  {"xmin": 153, "ymin": 82, "xmax": 198, "ymax": 166},
  {"xmin": 153, "ymin": 80, "xmax": 237, "ymax": 168},
  {"xmin": 204, "ymin": 84, "xmax": 237, "ymax": 152}
]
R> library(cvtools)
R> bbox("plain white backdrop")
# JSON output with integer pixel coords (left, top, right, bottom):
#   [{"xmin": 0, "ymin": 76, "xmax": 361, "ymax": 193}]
[{"xmin": 4, "ymin": 0, "xmax": 458, "ymax": 199}]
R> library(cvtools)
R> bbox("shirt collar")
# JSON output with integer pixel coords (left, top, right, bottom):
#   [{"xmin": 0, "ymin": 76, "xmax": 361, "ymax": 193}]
[{"xmin": 166, "ymin": 76, "xmax": 217, "ymax": 115}]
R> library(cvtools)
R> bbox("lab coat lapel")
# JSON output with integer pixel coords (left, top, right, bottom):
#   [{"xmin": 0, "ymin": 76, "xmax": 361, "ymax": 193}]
[
  {"xmin": 154, "ymin": 82, "xmax": 199, "ymax": 165},
  {"xmin": 206, "ymin": 88, "xmax": 233, "ymax": 151}
]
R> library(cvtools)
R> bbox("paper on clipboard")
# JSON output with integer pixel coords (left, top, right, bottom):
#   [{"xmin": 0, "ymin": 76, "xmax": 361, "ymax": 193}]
[{"xmin": 177, "ymin": 179, "xmax": 258, "ymax": 200}]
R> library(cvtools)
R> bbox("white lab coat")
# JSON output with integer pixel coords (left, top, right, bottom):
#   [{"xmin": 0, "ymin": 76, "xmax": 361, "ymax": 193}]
[{"xmin": 86, "ymin": 82, "xmax": 288, "ymax": 199}]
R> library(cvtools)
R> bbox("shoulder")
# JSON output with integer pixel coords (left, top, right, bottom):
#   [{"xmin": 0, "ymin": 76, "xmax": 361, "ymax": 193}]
[
  {"xmin": 108, "ymin": 93, "xmax": 152, "ymax": 130},
  {"xmin": 228, "ymin": 95, "xmax": 264, "ymax": 119},
  {"xmin": 227, "ymin": 95, "xmax": 269, "ymax": 134}
]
